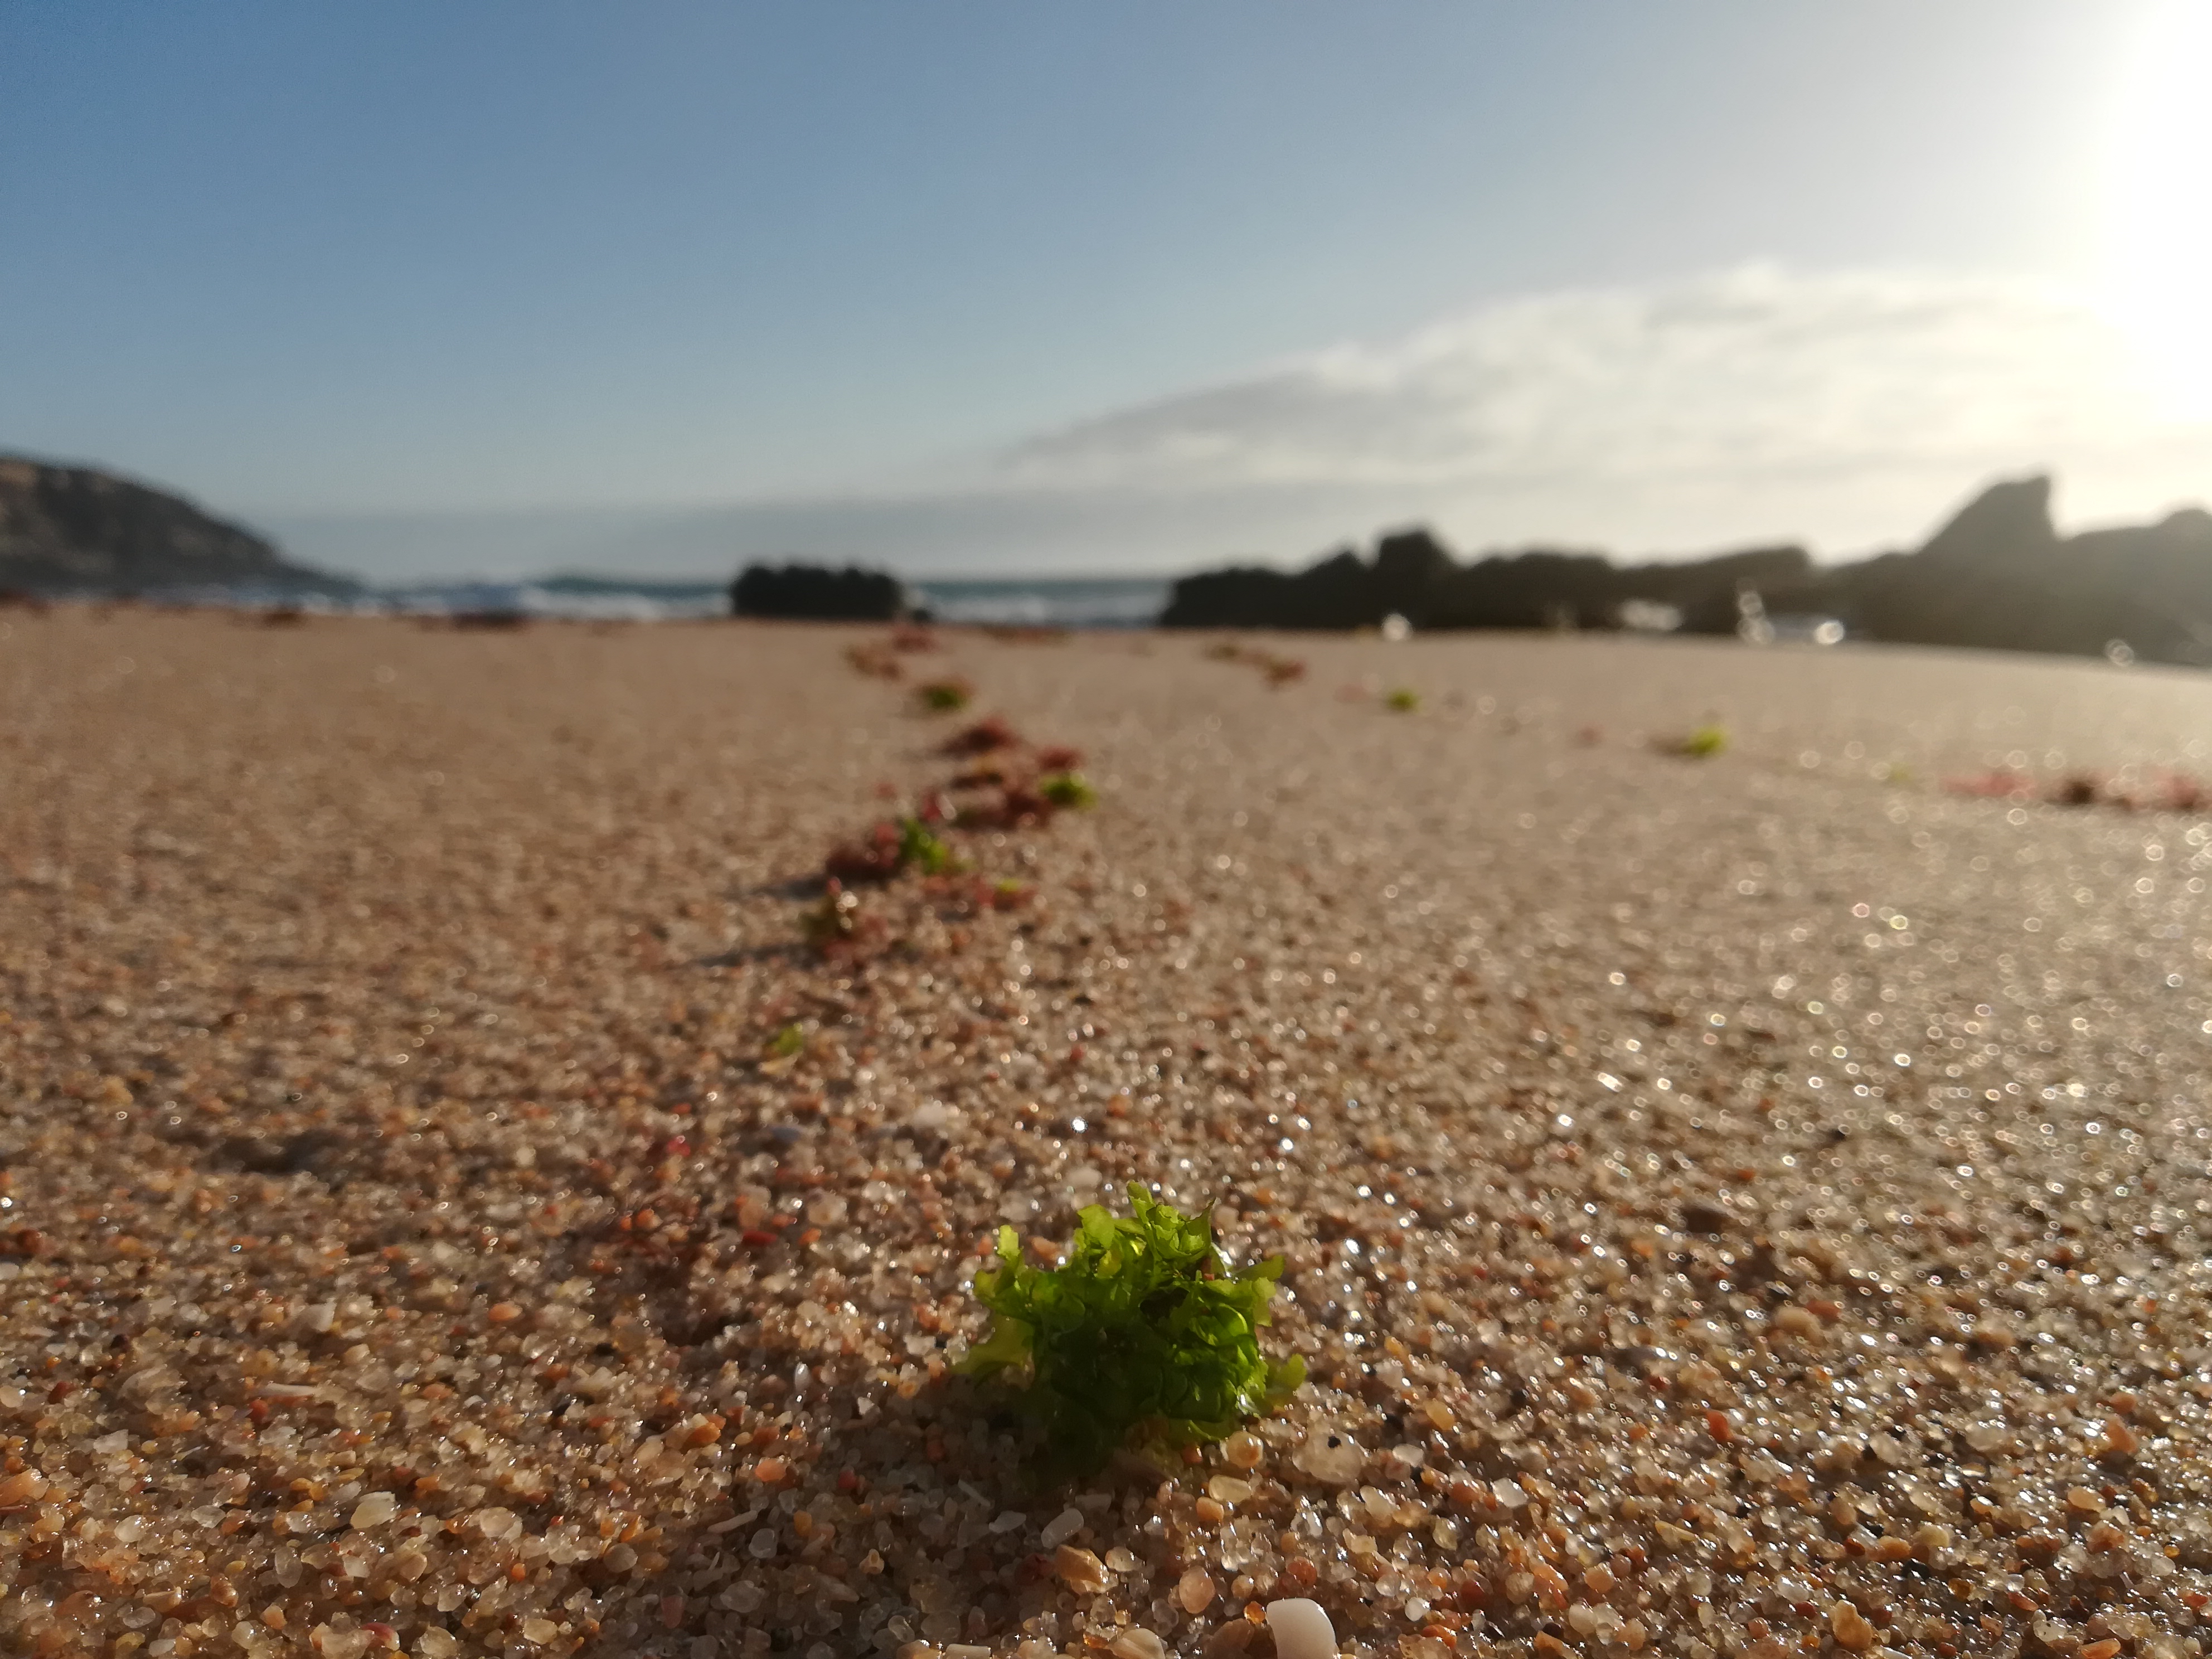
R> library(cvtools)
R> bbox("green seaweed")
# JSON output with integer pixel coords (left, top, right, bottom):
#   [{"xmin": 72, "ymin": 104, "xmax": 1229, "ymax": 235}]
[
  {"xmin": 960, "ymin": 1184, "xmax": 1306, "ymax": 1475},
  {"xmin": 1037, "ymin": 772, "xmax": 1098, "ymax": 811},
  {"xmin": 915, "ymin": 677, "xmax": 974, "ymax": 712},
  {"xmin": 897, "ymin": 816, "xmax": 959, "ymax": 875}
]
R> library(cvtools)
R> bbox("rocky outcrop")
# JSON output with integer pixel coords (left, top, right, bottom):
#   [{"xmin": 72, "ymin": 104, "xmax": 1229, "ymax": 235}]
[
  {"xmin": 1163, "ymin": 528, "xmax": 1809, "ymax": 636},
  {"xmin": 730, "ymin": 562, "xmax": 915, "ymax": 621},
  {"xmin": 1162, "ymin": 474, "xmax": 2212, "ymax": 665},
  {"xmin": 0, "ymin": 455, "xmax": 348, "ymax": 594},
  {"xmin": 1757, "ymin": 476, "xmax": 2212, "ymax": 663}
]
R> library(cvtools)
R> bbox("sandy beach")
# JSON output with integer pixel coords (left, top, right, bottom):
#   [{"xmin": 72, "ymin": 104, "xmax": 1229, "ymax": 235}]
[{"xmin": 5, "ymin": 607, "xmax": 2212, "ymax": 1659}]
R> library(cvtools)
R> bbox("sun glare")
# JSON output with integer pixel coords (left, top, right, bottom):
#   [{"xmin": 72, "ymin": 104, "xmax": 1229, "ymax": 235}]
[{"xmin": 2102, "ymin": 0, "xmax": 2212, "ymax": 418}]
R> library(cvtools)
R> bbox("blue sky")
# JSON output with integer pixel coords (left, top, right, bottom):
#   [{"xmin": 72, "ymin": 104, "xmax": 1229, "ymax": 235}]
[{"xmin": 3, "ymin": 2, "xmax": 2208, "ymax": 576}]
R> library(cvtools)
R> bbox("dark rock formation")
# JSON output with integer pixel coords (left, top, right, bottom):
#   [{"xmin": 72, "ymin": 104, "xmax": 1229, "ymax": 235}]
[
  {"xmin": 1162, "ymin": 528, "xmax": 1810, "ymax": 636},
  {"xmin": 0, "ymin": 455, "xmax": 348, "ymax": 594},
  {"xmin": 730, "ymin": 562, "xmax": 914, "ymax": 622},
  {"xmin": 1162, "ymin": 474, "xmax": 2212, "ymax": 666},
  {"xmin": 1757, "ymin": 476, "xmax": 2212, "ymax": 663}
]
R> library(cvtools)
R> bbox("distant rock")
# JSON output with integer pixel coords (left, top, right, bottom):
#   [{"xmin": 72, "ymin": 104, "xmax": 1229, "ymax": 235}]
[
  {"xmin": 1760, "ymin": 474, "xmax": 2212, "ymax": 663},
  {"xmin": 1162, "ymin": 528, "xmax": 1809, "ymax": 636},
  {"xmin": 0, "ymin": 455, "xmax": 351, "ymax": 595},
  {"xmin": 730, "ymin": 562, "xmax": 915, "ymax": 621},
  {"xmin": 1914, "ymin": 474, "xmax": 2062, "ymax": 567},
  {"xmin": 1162, "ymin": 473, "xmax": 2212, "ymax": 666}
]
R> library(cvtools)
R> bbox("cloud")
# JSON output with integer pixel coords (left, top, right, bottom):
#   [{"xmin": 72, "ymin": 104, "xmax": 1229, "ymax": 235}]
[
  {"xmin": 994, "ymin": 265, "xmax": 2212, "ymax": 552},
  {"xmin": 270, "ymin": 266, "xmax": 2212, "ymax": 579}
]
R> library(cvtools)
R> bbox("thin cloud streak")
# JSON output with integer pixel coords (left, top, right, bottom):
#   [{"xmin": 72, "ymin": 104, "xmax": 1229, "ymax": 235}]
[
  {"xmin": 270, "ymin": 266, "xmax": 2212, "ymax": 579},
  {"xmin": 992, "ymin": 264, "xmax": 2210, "ymax": 546}
]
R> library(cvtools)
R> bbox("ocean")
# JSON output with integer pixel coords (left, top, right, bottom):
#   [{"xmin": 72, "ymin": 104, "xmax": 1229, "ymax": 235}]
[{"xmin": 232, "ymin": 574, "xmax": 1175, "ymax": 627}]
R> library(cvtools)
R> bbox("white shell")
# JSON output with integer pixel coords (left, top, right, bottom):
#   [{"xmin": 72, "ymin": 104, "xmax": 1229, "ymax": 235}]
[{"xmin": 1264, "ymin": 1597, "xmax": 1338, "ymax": 1659}]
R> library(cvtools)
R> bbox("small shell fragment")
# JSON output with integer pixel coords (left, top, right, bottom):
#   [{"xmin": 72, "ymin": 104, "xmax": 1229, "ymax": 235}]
[{"xmin": 1265, "ymin": 1597, "xmax": 1337, "ymax": 1659}]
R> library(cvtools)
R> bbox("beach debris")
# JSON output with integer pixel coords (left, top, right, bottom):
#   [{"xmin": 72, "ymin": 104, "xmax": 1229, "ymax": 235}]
[
  {"xmin": 914, "ymin": 872, "xmax": 1034, "ymax": 915},
  {"xmin": 799, "ymin": 879, "xmax": 881, "ymax": 958},
  {"xmin": 896, "ymin": 817, "xmax": 959, "ymax": 874},
  {"xmin": 953, "ymin": 782, "xmax": 1050, "ymax": 830},
  {"xmin": 942, "ymin": 715, "xmax": 1022, "ymax": 755},
  {"xmin": 959, "ymin": 1183, "xmax": 1305, "ymax": 1474},
  {"xmin": 844, "ymin": 641, "xmax": 904, "ymax": 680},
  {"xmin": 1037, "ymin": 771, "xmax": 1098, "ymax": 811},
  {"xmin": 1660, "ymin": 723, "xmax": 1728, "ymax": 758},
  {"xmin": 986, "ymin": 876, "xmax": 1034, "ymax": 910},
  {"xmin": 823, "ymin": 816, "xmax": 961, "ymax": 884},
  {"xmin": 1264, "ymin": 1598, "xmax": 1338, "ymax": 1659},
  {"xmin": 822, "ymin": 821, "xmax": 906, "ymax": 883},
  {"xmin": 1942, "ymin": 766, "xmax": 2212, "ymax": 813},
  {"xmin": 914, "ymin": 675, "xmax": 976, "ymax": 712},
  {"xmin": 1204, "ymin": 639, "xmax": 1307, "ymax": 686},
  {"xmin": 1943, "ymin": 767, "xmax": 2031, "ymax": 798},
  {"xmin": 889, "ymin": 623, "xmax": 938, "ymax": 652},
  {"xmin": 1385, "ymin": 687, "xmax": 1419, "ymax": 712}
]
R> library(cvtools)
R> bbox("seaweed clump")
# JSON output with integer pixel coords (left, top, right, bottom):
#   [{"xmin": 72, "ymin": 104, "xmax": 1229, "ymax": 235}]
[
  {"xmin": 800, "ymin": 880, "xmax": 882, "ymax": 961},
  {"xmin": 960, "ymin": 1185, "xmax": 1306, "ymax": 1476},
  {"xmin": 1660, "ymin": 724, "xmax": 1728, "ymax": 758},
  {"xmin": 1037, "ymin": 772, "xmax": 1098, "ymax": 811},
  {"xmin": 915, "ymin": 677, "xmax": 976, "ymax": 713},
  {"xmin": 823, "ymin": 817, "xmax": 959, "ymax": 884},
  {"xmin": 1943, "ymin": 767, "xmax": 2212, "ymax": 814},
  {"xmin": 943, "ymin": 715, "xmax": 1022, "ymax": 756},
  {"xmin": 1203, "ymin": 640, "xmax": 1306, "ymax": 686}
]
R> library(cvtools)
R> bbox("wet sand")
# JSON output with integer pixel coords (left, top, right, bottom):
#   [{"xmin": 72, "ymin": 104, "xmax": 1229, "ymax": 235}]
[{"xmin": 4, "ymin": 607, "xmax": 2211, "ymax": 1659}]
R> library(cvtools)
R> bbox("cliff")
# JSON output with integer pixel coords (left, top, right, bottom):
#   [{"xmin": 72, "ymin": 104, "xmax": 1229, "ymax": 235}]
[{"xmin": 0, "ymin": 455, "xmax": 351, "ymax": 595}]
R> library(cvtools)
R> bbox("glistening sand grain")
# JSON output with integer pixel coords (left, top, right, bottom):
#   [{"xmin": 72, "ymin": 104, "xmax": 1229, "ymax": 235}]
[{"xmin": 4, "ymin": 609, "xmax": 2211, "ymax": 1659}]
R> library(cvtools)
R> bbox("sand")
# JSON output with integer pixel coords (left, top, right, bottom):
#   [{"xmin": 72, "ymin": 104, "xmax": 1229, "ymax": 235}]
[{"xmin": 3, "ymin": 605, "xmax": 2211, "ymax": 1659}]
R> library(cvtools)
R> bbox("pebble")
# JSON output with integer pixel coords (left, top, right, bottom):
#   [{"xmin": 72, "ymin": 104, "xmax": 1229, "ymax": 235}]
[
  {"xmin": 1223, "ymin": 1430, "xmax": 1264, "ymax": 1469},
  {"xmin": 1265, "ymin": 1598, "xmax": 1337, "ymax": 1659},
  {"xmin": 1039, "ymin": 1506, "xmax": 1085, "ymax": 1548},
  {"xmin": 1290, "ymin": 1432, "xmax": 1364, "ymax": 1486},
  {"xmin": 1054, "ymin": 1545, "xmax": 1110, "ymax": 1594},
  {"xmin": 1830, "ymin": 1602, "xmax": 1876, "ymax": 1652}
]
